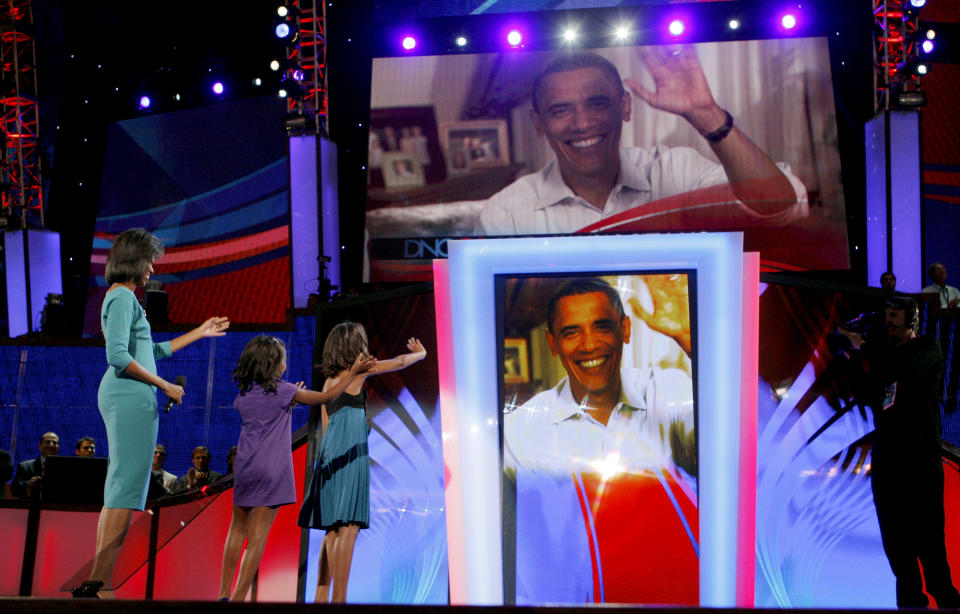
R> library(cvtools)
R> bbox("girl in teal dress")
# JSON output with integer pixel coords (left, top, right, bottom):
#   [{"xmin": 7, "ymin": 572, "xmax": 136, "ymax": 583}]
[
  {"xmin": 72, "ymin": 228, "xmax": 229, "ymax": 598},
  {"xmin": 298, "ymin": 322, "xmax": 426, "ymax": 603}
]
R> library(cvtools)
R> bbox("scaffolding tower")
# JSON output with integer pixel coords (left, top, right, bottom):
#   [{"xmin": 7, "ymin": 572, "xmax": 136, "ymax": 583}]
[
  {"xmin": 0, "ymin": 0, "xmax": 42, "ymax": 228},
  {"xmin": 284, "ymin": 0, "xmax": 327, "ymax": 135}
]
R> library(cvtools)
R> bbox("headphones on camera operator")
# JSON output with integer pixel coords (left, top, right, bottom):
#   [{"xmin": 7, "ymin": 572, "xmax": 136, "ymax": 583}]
[{"xmin": 885, "ymin": 296, "xmax": 920, "ymax": 332}]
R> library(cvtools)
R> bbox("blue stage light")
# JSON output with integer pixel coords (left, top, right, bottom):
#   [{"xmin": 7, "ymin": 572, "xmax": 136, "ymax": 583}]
[
  {"xmin": 507, "ymin": 29, "xmax": 523, "ymax": 46},
  {"xmin": 139, "ymin": 95, "xmax": 151, "ymax": 110},
  {"xmin": 212, "ymin": 82, "xmax": 224, "ymax": 95},
  {"xmin": 275, "ymin": 22, "xmax": 290, "ymax": 39},
  {"xmin": 728, "ymin": 19, "xmax": 740, "ymax": 30},
  {"xmin": 781, "ymin": 13, "xmax": 797, "ymax": 30},
  {"xmin": 669, "ymin": 19, "xmax": 685, "ymax": 36},
  {"xmin": 921, "ymin": 39, "xmax": 934, "ymax": 54},
  {"xmin": 402, "ymin": 36, "xmax": 417, "ymax": 50},
  {"xmin": 455, "ymin": 35, "xmax": 467, "ymax": 47}
]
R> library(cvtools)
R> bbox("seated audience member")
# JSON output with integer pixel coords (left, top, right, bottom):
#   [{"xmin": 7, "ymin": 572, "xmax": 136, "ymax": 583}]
[
  {"xmin": 75, "ymin": 437, "xmax": 96, "ymax": 457},
  {"xmin": 226, "ymin": 445, "xmax": 238, "ymax": 475},
  {"xmin": 1, "ymin": 449, "xmax": 12, "ymax": 497},
  {"xmin": 880, "ymin": 271, "xmax": 896, "ymax": 294},
  {"xmin": 175, "ymin": 446, "xmax": 222, "ymax": 492},
  {"xmin": 12, "ymin": 432, "xmax": 60, "ymax": 498},
  {"xmin": 922, "ymin": 263, "xmax": 960, "ymax": 308},
  {"xmin": 152, "ymin": 444, "xmax": 177, "ymax": 493}
]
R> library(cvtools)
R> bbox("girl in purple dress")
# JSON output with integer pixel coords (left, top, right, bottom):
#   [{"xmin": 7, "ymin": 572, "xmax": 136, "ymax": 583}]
[{"xmin": 217, "ymin": 336, "xmax": 373, "ymax": 601}]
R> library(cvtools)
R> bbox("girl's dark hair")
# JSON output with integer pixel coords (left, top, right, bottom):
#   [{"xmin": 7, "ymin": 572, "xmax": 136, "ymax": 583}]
[
  {"xmin": 321, "ymin": 321, "xmax": 368, "ymax": 377},
  {"xmin": 105, "ymin": 228, "xmax": 164, "ymax": 285},
  {"xmin": 233, "ymin": 336, "xmax": 286, "ymax": 393}
]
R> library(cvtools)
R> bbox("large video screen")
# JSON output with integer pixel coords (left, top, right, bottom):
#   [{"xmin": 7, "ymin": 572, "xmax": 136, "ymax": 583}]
[
  {"xmin": 366, "ymin": 38, "xmax": 847, "ymax": 280},
  {"xmin": 497, "ymin": 272, "xmax": 698, "ymax": 605}
]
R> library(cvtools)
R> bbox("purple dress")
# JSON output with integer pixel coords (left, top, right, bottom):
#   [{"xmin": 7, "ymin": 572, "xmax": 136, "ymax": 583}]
[{"xmin": 233, "ymin": 380, "xmax": 298, "ymax": 508}]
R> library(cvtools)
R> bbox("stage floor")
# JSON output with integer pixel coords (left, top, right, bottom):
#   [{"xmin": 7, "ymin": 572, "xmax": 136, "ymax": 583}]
[{"xmin": 0, "ymin": 599, "xmax": 939, "ymax": 614}]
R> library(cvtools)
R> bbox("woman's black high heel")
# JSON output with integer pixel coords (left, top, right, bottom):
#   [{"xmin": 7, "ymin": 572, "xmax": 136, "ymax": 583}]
[{"xmin": 71, "ymin": 580, "xmax": 103, "ymax": 598}]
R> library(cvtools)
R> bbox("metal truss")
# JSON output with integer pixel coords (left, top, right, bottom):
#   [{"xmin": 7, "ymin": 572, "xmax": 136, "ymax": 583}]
[
  {"xmin": 0, "ymin": 0, "xmax": 42, "ymax": 227},
  {"xmin": 285, "ymin": 0, "xmax": 327, "ymax": 135},
  {"xmin": 874, "ymin": 0, "xmax": 925, "ymax": 112}
]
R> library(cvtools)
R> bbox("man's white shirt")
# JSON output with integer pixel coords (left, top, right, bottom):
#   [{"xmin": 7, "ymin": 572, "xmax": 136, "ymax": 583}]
[{"xmin": 477, "ymin": 145, "xmax": 808, "ymax": 236}]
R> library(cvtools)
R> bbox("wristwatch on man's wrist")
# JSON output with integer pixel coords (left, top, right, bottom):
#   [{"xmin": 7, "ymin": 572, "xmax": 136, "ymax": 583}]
[{"xmin": 703, "ymin": 109, "xmax": 734, "ymax": 143}]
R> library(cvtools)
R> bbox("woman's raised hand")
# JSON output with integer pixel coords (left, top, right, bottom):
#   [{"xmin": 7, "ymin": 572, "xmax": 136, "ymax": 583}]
[{"xmin": 197, "ymin": 316, "xmax": 230, "ymax": 338}]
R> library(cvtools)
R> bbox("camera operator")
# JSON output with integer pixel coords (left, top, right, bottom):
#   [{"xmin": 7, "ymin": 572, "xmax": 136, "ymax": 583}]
[{"xmin": 839, "ymin": 296, "xmax": 960, "ymax": 608}]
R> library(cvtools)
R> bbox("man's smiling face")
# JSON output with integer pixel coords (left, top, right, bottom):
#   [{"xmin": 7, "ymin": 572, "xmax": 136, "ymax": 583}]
[
  {"xmin": 547, "ymin": 291, "xmax": 630, "ymax": 406},
  {"xmin": 532, "ymin": 67, "xmax": 630, "ymax": 187}
]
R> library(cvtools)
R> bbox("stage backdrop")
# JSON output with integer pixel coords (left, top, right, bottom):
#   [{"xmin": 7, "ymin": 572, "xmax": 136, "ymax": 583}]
[
  {"xmin": 300, "ymin": 286, "xmax": 448, "ymax": 604},
  {"xmin": 82, "ymin": 96, "xmax": 290, "ymax": 335},
  {"xmin": 754, "ymin": 281, "xmax": 960, "ymax": 608}
]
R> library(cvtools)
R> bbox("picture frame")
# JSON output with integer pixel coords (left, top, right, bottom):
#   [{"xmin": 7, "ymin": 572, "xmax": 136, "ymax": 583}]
[
  {"xmin": 447, "ymin": 145, "xmax": 472, "ymax": 176},
  {"xmin": 381, "ymin": 152, "xmax": 425, "ymax": 188},
  {"xmin": 440, "ymin": 119, "xmax": 510, "ymax": 168},
  {"xmin": 369, "ymin": 106, "xmax": 446, "ymax": 187},
  {"xmin": 503, "ymin": 337, "xmax": 530, "ymax": 384}
]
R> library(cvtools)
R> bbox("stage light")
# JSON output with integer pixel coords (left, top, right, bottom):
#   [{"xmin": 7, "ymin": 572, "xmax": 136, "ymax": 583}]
[
  {"xmin": 401, "ymin": 36, "xmax": 416, "ymax": 50},
  {"xmin": 253, "ymin": 77, "xmax": 262, "ymax": 86},
  {"xmin": 926, "ymin": 29, "xmax": 936, "ymax": 39},
  {"xmin": 174, "ymin": 93, "xmax": 181, "ymax": 101},
  {"xmin": 728, "ymin": 19, "xmax": 741, "ymax": 30},
  {"xmin": 139, "ymin": 95, "xmax": 151, "ymax": 110},
  {"xmin": 562, "ymin": 28, "xmax": 578, "ymax": 43},
  {"xmin": 277, "ymin": 5, "xmax": 288, "ymax": 17},
  {"xmin": 669, "ymin": 19, "xmax": 685, "ymax": 36},
  {"xmin": 455, "ymin": 35, "xmax": 468, "ymax": 47},
  {"xmin": 781, "ymin": 13, "xmax": 797, "ymax": 30},
  {"xmin": 917, "ymin": 62, "xmax": 929, "ymax": 75},
  {"xmin": 270, "ymin": 59, "xmax": 281, "ymax": 71},
  {"xmin": 507, "ymin": 29, "xmax": 523, "ymax": 46},
  {"xmin": 274, "ymin": 16, "xmax": 299, "ymax": 44},
  {"xmin": 212, "ymin": 82, "xmax": 224, "ymax": 95},
  {"xmin": 278, "ymin": 88, "xmax": 288, "ymax": 98},
  {"xmin": 909, "ymin": 0, "xmax": 925, "ymax": 7},
  {"xmin": 613, "ymin": 24, "xmax": 631, "ymax": 41},
  {"xmin": 921, "ymin": 39, "xmax": 934, "ymax": 53}
]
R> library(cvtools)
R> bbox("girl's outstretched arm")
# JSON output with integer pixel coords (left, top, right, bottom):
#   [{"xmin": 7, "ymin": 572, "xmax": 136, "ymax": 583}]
[
  {"xmin": 293, "ymin": 354, "xmax": 376, "ymax": 406},
  {"xmin": 366, "ymin": 338, "xmax": 427, "ymax": 375}
]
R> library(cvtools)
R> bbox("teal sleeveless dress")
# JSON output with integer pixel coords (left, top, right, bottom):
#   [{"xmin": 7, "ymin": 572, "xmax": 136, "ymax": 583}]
[{"xmin": 298, "ymin": 390, "xmax": 370, "ymax": 530}]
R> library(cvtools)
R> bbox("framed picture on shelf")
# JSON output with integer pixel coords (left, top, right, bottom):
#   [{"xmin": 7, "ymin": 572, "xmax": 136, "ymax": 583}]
[
  {"xmin": 369, "ymin": 106, "xmax": 446, "ymax": 187},
  {"xmin": 503, "ymin": 337, "xmax": 530, "ymax": 384},
  {"xmin": 382, "ymin": 152, "xmax": 425, "ymax": 188},
  {"xmin": 441, "ymin": 119, "xmax": 510, "ymax": 168}
]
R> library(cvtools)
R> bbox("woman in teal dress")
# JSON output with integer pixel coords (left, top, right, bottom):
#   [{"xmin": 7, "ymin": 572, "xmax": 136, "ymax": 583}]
[
  {"xmin": 72, "ymin": 228, "xmax": 229, "ymax": 598},
  {"xmin": 298, "ymin": 322, "xmax": 426, "ymax": 603}
]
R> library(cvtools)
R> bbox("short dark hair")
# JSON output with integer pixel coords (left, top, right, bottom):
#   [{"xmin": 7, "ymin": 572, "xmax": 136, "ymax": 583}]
[
  {"xmin": 233, "ymin": 335, "xmax": 286, "ymax": 393},
  {"xmin": 885, "ymin": 296, "xmax": 919, "ymax": 332},
  {"xmin": 193, "ymin": 446, "xmax": 210, "ymax": 457},
  {"xmin": 321, "ymin": 321, "xmax": 368, "ymax": 378},
  {"xmin": 880, "ymin": 271, "xmax": 895, "ymax": 280},
  {"xmin": 532, "ymin": 52, "xmax": 625, "ymax": 113},
  {"xmin": 547, "ymin": 278, "xmax": 625, "ymax": 334},
  {"xmin": 75, "ymin": 437, "xmax": 95, "ymax": 451},
  {"xmin": 105, "ymin": 228, "xmax": 164, "ymax": 285}
]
